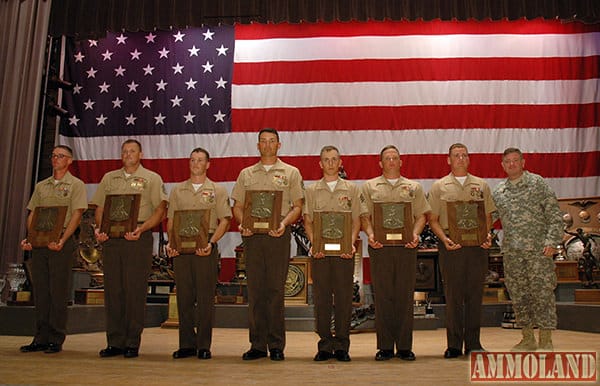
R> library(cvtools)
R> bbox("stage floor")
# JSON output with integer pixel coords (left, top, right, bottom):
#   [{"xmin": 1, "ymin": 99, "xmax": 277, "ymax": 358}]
[{"xmin": 0, "ymin": 327, "xmax": 598, "ymax": 385}]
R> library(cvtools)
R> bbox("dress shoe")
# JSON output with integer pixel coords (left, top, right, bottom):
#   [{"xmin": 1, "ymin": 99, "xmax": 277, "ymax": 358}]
[
  {"xmin": 172, "ymin": 348, "xmax": 196, "ymax": 359},
  {"xmin": 269, "ymin": 349, "xmax": 285, "ymax": 361},
  {"xmin": 99, "ymin": 346, "xmax": 124, "ymax": 357},
  {"xmin": 334, "ymin": 350, "xmax": 351, "ymax": 362},
  {"xmin": 20, "ymin": 342, "xmax": 48, "ymax": 353},
  {"xmin": 375, "ymin": 349, "xmax": 394, "ymax": 361},
  {"xmin": 242, "ymin": 348, "xmax": 267, "ymax": 360},
  {"xmin": 44, "ymin": 343, "xmax": 62, "ymax": 354},
  {"xmin": 197, "ymin": 349, "xmax": 212, "ymax": 360},
  {"xmin": 444, "ymin": 348, "xmax": 463, "ymax": 359},
  {"xmin": 313, "ymin": 351, "xmax": 334, "ymax": 361},
  {"xmin": 396, "ymin": 350, "xmax": 416, "ymax": 361},
  {"xmin": 123, "ymin": 347, "xmax": 139, "ymax": 358}
]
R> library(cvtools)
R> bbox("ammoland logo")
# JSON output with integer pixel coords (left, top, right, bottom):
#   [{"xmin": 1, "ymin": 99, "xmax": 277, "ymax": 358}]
[{"xmin": 470, "ymin": 352, "xmax": 597, "ymax": 382}]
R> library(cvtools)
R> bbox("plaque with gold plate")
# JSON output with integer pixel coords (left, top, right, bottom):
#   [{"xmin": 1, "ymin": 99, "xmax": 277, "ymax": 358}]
[
  {"xmin": 447, "ymin": 200, "xmax": 487, "ymax": 246},
  {"xmin": 242, "ymin": 190, "xmax": 282, "ymax": 233},
  {"xmin": 313, "ymin": 211, "xmax": 352, "ymax": 256},
  {"xmin": 373, "ymin": 202, "xmax": 413, "ymax": 245},
  {"xmin": 171, "ymin": 209, "xmax": 210, "ymax": 254},
  {"xmin": 100, "ymin": 194, "xmax": 141, "ymax": 238},
  {"xmin": 28, "ymin": 206, "xmax": 68, "ymax": 248}
]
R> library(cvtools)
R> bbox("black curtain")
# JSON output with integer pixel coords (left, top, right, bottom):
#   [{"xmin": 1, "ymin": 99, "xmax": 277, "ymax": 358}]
[{"xmin": 49, "ymin": 0, "xmax": 600, "ymax": 39}]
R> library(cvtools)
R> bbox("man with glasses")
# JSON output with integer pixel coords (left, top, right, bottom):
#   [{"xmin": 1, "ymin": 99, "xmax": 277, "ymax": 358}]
[
  {"xmin": 492, "ymin": 147, "xmax": 562, "ymax": 351},
  {"xmin": 231, "ymin": 128, "xmax": 304, "ymax": 361},
  {"xmin": 20, "ymin": 145, "xmax": 88, "ymax": 354},
  {"xmin": 360, "ymin": 145, "xmax": 430, "ymax": 361},
  {"xmin": 428, "ymin": 143, "xmax": 495, "ymax": 358},
  {"xmin": 91, "ymin": 139, "xmax": 167, "ymax": 358}
]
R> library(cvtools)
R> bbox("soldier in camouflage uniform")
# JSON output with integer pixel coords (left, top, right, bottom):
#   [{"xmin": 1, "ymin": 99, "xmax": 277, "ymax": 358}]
[{"xmin": 492, "ymin": 148, "xmax": 563, "ymax": 351}]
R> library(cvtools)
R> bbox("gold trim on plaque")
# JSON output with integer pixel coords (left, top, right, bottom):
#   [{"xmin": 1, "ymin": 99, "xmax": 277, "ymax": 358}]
[
  {"xmin": 242, "ymin": 190, "xmax": 283, "ymax": 233},
  {"xmin": 171, "ymin": 209, "xmax": 210, "ymax": 254},
  {"xmin": 373, "ymin": 202, "xmax": 413, "ymax": 246},
  {"xmin": 313, "ymin": 211, "xmax": 352, "ymax": 256},
  {"xmin": 100, "ymin": 194, "xmax": 141, "ymax": 238},
  {"xmin": 447, "ymin": 200, "xmax": 487, "ymax": 246},
  {"xmin": 28, "ymin": 206, "xmax": 68, "ymax": 248}
]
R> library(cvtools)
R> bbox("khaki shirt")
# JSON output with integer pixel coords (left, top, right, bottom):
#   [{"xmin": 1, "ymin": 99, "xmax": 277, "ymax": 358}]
[
  {"xmin": 428, "ymin": 173, "xmax": 496, "ymax": 231},
  {"xmin": 303, "ymin": 178, "xmax": 366, "ymax": 220},
  {"xmin": 360, "ymin": 175, "xmax": 431, "ymax": 218},
  {"xmin": 231, "ymin": 158, "xmax": 304, "ymax": 217},
  {"xmin": 27, "ymin": 171, "xmax": 88, "ymax": 227},
  {"xmin": 90, "ymin": 165, "xmax": 167, "ymax": 222},
  {"xmin": 167, "ymin": 178, "xmax": 231, "ymax": 233}
]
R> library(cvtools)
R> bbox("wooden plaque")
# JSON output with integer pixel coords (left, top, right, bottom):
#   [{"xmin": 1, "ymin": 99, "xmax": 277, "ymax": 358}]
[
  {"xmin": 28, "ymin": 206, "xmax": 68, "ymax": 248},
  {"xmin": 242, "ymin": 190, "xmax": 282, "ymax": 233},
  {"xmin": 447, "ymin": 200, "xmax": 488, "ymax": 246},
  {"xmin": 171, "ymin": 209, "xmax": 210, "ymax": 254},
  {"xmin": 373, "ymin": 202, "xmax": 413, "ymax": 245},
  {"xmin": 313, "ymin": 211, "xmax": 352, "ymax": 256},
  {"xmin": 100, "ymin": 194, "xmax": 141, "ymax": 238}
]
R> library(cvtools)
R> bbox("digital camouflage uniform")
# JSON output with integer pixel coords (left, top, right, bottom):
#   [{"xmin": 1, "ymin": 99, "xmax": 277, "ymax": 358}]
[{"xmin": 492, "ymin": 171, "xmax": 563, "ymax": 329}]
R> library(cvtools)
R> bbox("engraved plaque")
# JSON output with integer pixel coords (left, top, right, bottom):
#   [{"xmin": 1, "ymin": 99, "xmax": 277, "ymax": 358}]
[
  {"xmin": 242, "ymin": 190, "xmax": 282, "ymax": 233},
  {"xmin": 171, "ymin": 209, "xmax": 210, "ymax": 254},
  {"xmin": 100, "ymin": 194, "xmax": 141, "ymax": 238},
  {"xmin": 313, "ymin": 211, "xmax": 352, "ymax": 256},
  {"xmin": 28, "ymin": 206, "xmax": 68, "ymax": 248},
  {"xmin": 373, "ymin": 202, "xmax": 413, "ymax": 246},
  {"xmin": 447, "ymin": 200, "xmax": 487, "ymax": 246}
]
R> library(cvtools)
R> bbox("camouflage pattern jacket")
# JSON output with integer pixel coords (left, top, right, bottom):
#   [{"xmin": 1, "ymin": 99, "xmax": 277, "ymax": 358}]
[{"xmin": 492, "ymin": 171, "xmax": 563, "ymax": 254}]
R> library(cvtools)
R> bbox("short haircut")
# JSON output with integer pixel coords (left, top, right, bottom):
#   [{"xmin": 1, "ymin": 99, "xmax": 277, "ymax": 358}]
[
  {"xmin": 448, "ymin": 143, "xmax": 468, "ymax": 155},
  {"xmin": 258, "ymin": 128, "xmax": 279, "ymax": 141},
  {"xmin": 503, "ymin": 147, "xmax": 523, "ymax": 159},
  {"xmin": 379, "ymin": 145, "xmax": 400, "ymax": 160},
  {"xmin": 190, "ymin": 147, "xmax": 210, "ymax": 161},
  {"xmin": 54, "ymin": 145, "xmax": 73, "ymax": 157},
  {"xmin": 320, "ymin": 145, "xmax": 339, "ymax": 158},
  {"xmin": 122, "ymin": 138, "xmax": 142, "ymax": 152}
]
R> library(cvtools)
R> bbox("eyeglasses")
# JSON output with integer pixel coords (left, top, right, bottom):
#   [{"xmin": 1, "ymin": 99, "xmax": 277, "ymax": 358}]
[{"xmin": 50, "ymin": 154, "xmax": 71, "ymax": 160}]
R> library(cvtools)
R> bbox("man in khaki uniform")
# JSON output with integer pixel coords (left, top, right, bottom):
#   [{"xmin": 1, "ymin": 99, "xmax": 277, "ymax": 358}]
[
  {"xmin": 166, "ymin": 147, "xmax": 231, "ymax": 360},
  {"xmin": 303, "ymin": 145, "xmax": 364, "ymax": 362},
  {"xmin": 20, "ymin": 145, "xmax": 88, "ymax": 354},
  {"xmin": 92, "ymin": 139, "xmax": 167, "ymax": 358},
  {"xmin": 428, "ymin": 143, "xmax": 494, "ymax": 358},
  {"xmin": 231, "ymin": 128, "xmax": 304, "ymax": 361},
  {"xmin": 360, "ymin": 145, "xmax": 430, "ymax": 361}
]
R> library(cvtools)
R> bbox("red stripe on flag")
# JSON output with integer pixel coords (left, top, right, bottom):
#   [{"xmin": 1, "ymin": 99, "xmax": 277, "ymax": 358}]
[
  {"xmin": 235, "ymin": 19, "xmax": 600, "ymax": 39},
  {"xmin": 71, "ymin": 151, "xmax": 600, "ymax": 184},
  {"xmin": 233, "ymin": 57, "xmax": 600, "ymax": 84},
  {"xmin": 231, "ymin": 104, "xmax": 600, "ymax": 131}
]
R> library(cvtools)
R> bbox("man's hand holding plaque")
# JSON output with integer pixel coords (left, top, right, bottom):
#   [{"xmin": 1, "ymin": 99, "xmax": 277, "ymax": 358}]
[
  {"xmin": 312, "ymin": 211, "xmax": 353, "ymax": 257},
  {"xmin": 447, "ymin": 200, "xmax": 488, "ymax": 247},
  {"xmin": 99, "ymin": 194, "xmax": 141, "ymax": 238},
  {"xmin": 170, "ymin": 209, "xmax": 210, "ymax": 254},
  {"xmin": 241, "ymin": 190, "xmax": 283, "ymax": 235},
  {"xmin": 27, "ymin": 206, "xmax": 68, "ymax": 248},
  {"xmin": 372, "ymin": 202, "xmax": 413, "ymax": 246}
]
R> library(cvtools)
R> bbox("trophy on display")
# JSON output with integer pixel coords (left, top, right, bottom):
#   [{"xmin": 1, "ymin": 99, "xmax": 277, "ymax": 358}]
[
  {"xmin": 100, "ymin": 194, "xmax": 141, "ymax": 238},
  {"xmin": 28, "ymin": 206, "xmax": 68, "ymax": 248},
  {"xmin": 170, "ymin": 209, "xmax": 210, "ymax": 254},
  {"xmin": 312, "ymin": 211, "xmax": 352, "ymax": 256},
  {"xmin": 447, "ymin": 200, "xmax": 487, "ymax": 246},
  {"xmin": 242, "ymin": 190, "xmax": 282, "ymax": 233},
  {"xmin": 373, "ymin": 202, "xmax": 413, "ymax": 245}
]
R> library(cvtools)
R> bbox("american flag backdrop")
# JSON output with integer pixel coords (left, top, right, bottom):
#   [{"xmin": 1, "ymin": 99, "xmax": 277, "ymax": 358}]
[{"xmin": 60, "ymin": 19, "xmax": 600, "ymax": 259}]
